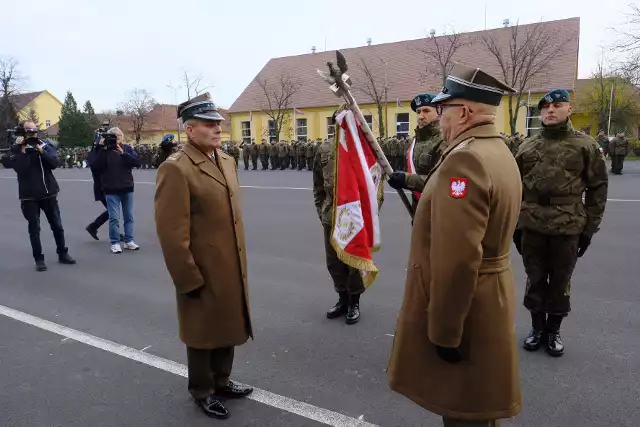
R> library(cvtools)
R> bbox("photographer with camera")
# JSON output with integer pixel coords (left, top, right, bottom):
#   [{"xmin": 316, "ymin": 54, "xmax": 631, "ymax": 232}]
[
  {"xmin": 88, "ymin": 127, "xmax": 141, "ymax": 254},
  {"xmin": 1, "ymin": 121, "xmax": 76, "ymax": 271}
]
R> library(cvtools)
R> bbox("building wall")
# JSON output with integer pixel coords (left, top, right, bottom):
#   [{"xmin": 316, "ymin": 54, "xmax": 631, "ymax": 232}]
[
  {"xmin": 19, "ymin": 91, "xmax": 63, "ymax": 130},
  {"xmin": 230, "ymin": 95, "xmax": 547, "ymax": 142}
]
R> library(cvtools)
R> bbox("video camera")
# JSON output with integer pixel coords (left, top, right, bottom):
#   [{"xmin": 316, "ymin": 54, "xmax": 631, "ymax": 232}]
[
  {"xmin": 93, "ymin": 120, "xmax": 118, "ymax": 150},
  {"xmin": 7, "ymin": 124, "xmax": 40, "ymax": 152}
]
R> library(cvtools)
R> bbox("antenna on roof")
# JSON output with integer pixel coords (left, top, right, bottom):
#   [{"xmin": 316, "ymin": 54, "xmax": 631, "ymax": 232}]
[
  {"xmin": 503, "ymin": 18, "xmax": 510, "ymax": 27},
  {"xmin": 311, "ymin": 46, "xmax": 316, "ymax": 54},
  {"xmin": 429, "ymin": 29, "xmax": 436, "ymax": 37},
  {"xmin": 366, "ymin": 38, "xmax": 372, "ymax": 46}
]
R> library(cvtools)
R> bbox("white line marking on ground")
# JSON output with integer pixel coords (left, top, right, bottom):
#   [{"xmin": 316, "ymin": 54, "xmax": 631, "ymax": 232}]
[
  {"xmin": 0, "ymin": 304, "xmax": 377, "ymax": 427},
  {"xmin": 61, "ymin": 337, "xmax": 70, "ymax": 342},
  {"xmin": 140, "ymin": 345, "xmax": 152, "ymax": 352},
  {"xmin": 384, "ymin": 334, "xmax": 395, "ymax": 338},
  {"xmin": 2, "ymin": 176, "xmax": 639, "ymax": 202}
]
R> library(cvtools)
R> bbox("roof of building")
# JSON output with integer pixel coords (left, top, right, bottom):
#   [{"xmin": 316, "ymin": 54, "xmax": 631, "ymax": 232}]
[
  {"xmin": 230, "ymin": 17, "xmax": 580, "ymax": 113},
  {"xmin": 12, "ymin": 91, "xmax": 45, "ymax": 110},
  {"xmin": 45, "ymin": 122, "xmax": 59, "ymax": 136}
]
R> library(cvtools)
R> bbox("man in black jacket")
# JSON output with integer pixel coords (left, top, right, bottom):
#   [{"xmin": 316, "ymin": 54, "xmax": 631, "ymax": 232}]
[
  {"xmin": 1, "ymin": 122, "xmax": 76, "ymax": 271},
  {"xmin": 89, "ymin": 127, "xmax": 141, "ymax": 254}
]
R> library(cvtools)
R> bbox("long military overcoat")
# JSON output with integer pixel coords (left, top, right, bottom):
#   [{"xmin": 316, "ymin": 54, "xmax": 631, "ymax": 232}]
[
  {"xmin": 155, "ymin": 142, "xmax": 252, "ymax": 349},
  {"xmin": 388, "ymin": 124, "xmax": 522, "ymax": 421}
]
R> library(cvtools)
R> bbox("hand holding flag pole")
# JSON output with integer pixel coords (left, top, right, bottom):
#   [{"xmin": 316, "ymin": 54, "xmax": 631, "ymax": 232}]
[{"xmin": 317, "ymin": 51, "xmax": 414, "ymax": 219}]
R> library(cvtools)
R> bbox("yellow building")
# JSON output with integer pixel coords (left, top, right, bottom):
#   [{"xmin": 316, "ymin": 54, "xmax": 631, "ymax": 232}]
[
  {"xmin": 12, "ymin": 90, "xmax": 63, "ymax": 130},
  {"xmin": 229, "ymin": 18, "xmax": 580, "ymax": 141}
]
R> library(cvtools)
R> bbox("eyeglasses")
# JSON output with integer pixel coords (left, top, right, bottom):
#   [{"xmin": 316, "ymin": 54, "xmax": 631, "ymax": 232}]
[{"xmin": 435, "ymin": 104, "xmax": 465, "ymax": 115}]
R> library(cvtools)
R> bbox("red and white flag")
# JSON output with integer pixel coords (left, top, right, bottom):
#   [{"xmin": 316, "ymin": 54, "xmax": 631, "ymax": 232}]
[
  {"xmin": 331, "ymin": 109, "xmax": 383, "ymax": 288},
  {"xmin": 406, "ymin": 137, "xmax": 421, "ymax": 200}
]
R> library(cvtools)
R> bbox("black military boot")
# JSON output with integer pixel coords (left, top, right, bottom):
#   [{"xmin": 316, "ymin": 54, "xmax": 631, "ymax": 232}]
[
  {"xmin": 346, "ymin": 294, "xmax": 361, "ymax": 325},
  {"xmin": 523, "ymin": 312, "xmax": 547, "ymax": 351},
  {"xmin": 545, "ymin": 315, "xmax": 565, "ymax": 357},
  {"xmin": 326, "ymin": 292, "xmax": 348, "ymax": 319}
]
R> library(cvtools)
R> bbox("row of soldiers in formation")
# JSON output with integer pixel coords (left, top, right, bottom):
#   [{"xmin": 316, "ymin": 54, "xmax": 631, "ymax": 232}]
[{"xmin": 56, "ymin": 144, "xmax": 176, "ymax": 169}]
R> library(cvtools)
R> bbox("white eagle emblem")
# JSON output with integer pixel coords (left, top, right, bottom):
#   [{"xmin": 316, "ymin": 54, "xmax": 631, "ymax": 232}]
[
  {"xmin": 414, "ymin": 96, "xmax": 421, "ymax": 106},
  {"xmin": 449, "ymin": 178, "xmax": 468, "ymax": 198}
]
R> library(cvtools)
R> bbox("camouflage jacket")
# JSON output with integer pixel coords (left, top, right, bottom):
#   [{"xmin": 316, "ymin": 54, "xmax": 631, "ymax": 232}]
[
  {"xmin": 305, "ymin": 142, "xmax": 316, "ymax": 158},
  {"xmin": 596, "ymin": 135, "xmax": 609, "ymax": 152},
  {"xmin": 249, "ymin": 144, "xmax": 259, "ymax": 156},
  {"xmin": 288, "ymin": 144, "xmax": 296, "ymax": 156},
  {"xmin": 515, "ymin": 120, "xmax": 608, "ymax": 237},
  {"xmin": 278, "ymin": 142, "xmax": 288, "ymax": 157},
  {"xmin": 405, "ymin": 123, "xmax": 445, "ymax": 193},
  {"xmin": 296, "ymin": 142, "xmax": 306, "ymax": 156},
  {"xmin": 609, "ymin": 137, "xmax": 629, "ymax": 156},
  {"xmin": 268, "ymin": 144, "xmax": 277, "ymax": 156},
  {"xmin": 258, "ymin": 143, "xmax": 268, "ymax": 155},
  {"xmin": 313, "ymin": 139, "xmax": 385, "ymax": 226}
]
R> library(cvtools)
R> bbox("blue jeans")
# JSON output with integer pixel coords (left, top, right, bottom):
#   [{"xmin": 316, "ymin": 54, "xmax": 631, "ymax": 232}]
[{"xmin": 105, "ymin": 192, "xmax": 134, "ymax": 245}]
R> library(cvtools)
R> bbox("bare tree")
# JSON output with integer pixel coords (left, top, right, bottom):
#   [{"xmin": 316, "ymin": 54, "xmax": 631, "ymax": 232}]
[
  {"xmin": 254, "ymin": 73, "xmax": 302, "ymax": 141},
  {"xmin": 181, "ymin": 70, "xmax": 212, "ymax": 100},
  {"xmin": 414, "ymin": 29, "xmax": 470, "ymax": 86},
  {"xmin": 0, "ymin": 57, "xmax": 25, "ymax": 147},
  {"xmin": 612, "ymin": 5, "xmax": 640, "ymax": 85},
  {"xmin": 25, "ymin": 108, "xmax": 41, "ymax": 129},
  {"xmin": 481, "ymin": 22, "xmax": 573, "ymax": 135},
  {"xmin": 121, "ymin": 89, "xmax": 156, "ymax": 144},
  {"xmin": 576, "ymin": 62, "xmax": 640, "ymax": 134},
  {"xmin": 355, "ymin": 56, "xmax": 387, "ymax": 137}
]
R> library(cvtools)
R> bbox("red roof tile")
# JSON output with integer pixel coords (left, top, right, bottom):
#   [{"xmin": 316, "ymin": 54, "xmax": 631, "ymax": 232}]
[
  {"xmin": 230, "ymin": 18, "xmax": 580, "ymax": 113},
  {"xmin": 11, "ymin": 91, "xmax": 44, "ymax": 110}
]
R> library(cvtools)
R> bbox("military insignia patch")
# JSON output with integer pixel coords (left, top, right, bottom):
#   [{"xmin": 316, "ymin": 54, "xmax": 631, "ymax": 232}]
[
  {"xmin": 449, "ymin": 178, "xmax": 468, "ymax": 198},
  {"xmin": 544, "ymin": 95, "xmax": 553, "ymax": 103},
  {"xmin": 414, "ymin": 96, "xmax": 421, "ymax": 106},
  {"xmin": 452, "ymin": 141, "xmax": 468, "ymax": 151}
]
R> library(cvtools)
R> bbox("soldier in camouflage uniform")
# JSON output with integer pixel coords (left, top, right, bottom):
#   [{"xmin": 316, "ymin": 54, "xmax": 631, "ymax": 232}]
[
  {"xmin": 296, "ymin": 140, "xmax": 306, "ymax": 170},
  {"xmin": 249, "ymin": 139, "xmax": 259, "ymax": 170},
  {"xmin": 288, "ymin": 140, "xmax": 296, "ymax": 169},
  {"xmin": 268, "ymin": 140, "xmax": 277, "ymax": 169},
  {"xmin": 278, "ymin": 140, "xmax": 288, "ymax": 170},
  {"xmin": 312, "ymin": 108, "xmax": 384, "ymax": 325},
  {"xmin": 390, "ymin": 94, "xmax": 444, "ymax": 213},
  {"xmin": 595, "ymin": 129, "xmax": 609, "ymax": 158},
  {"xmin": 241, "ymin": 140, "xmax": 251, "ymax": 170},
  {"xmin": 609, "ymin": 131, "xmax": 629, "ymax": 175},
  {"xmin": 514, "ymin": 89, "xmax": 608, "ymax": 357},
  {"xmin": 258, "ymin": 139, "xmax": 269, "ymax": 170},
  {"xmin": 228, "ymin": 141, "xmax": 240, "ymax": 168},
  {"xmin": 306, "ymin": 139, "xmax": 317, "ymax": 171}
]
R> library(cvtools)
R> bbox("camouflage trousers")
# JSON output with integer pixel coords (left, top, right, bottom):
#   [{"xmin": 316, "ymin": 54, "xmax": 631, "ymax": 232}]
[
  {"xmin": 306, "ymin": 157, "xmax": 313, "ymax": 171},
  {"xmin": 270, "ymin": 156, "xmax": 278, "ymax": 169},
  {"xmin": 522, "ymin": 230, "xmax": 579, "ymax": 316},
  {"xmin": 243, "ymin": 155, "xmax": 250, "ymax": 170},
  {"xmin": 323, "ymin": 225, "xmax": 365, "ymax": 295},
  {"xmin": 611, "ymin": 155, "xmax": 625, "ymax": 174},
  {"xmin": 260, "ymin": 155, "xmax": 269, "ymax": 169},
  {"xmin": 251, "ymin": 156, "xmax": 258, "ymax": 169},
  {"xmin": 442, "ymin": 418, "xmax": 500, "ymax": 427}
]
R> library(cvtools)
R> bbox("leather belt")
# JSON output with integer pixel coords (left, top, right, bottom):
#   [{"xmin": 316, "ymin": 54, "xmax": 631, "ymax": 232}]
[{"xmin": 523, "ymin": 194, "xmax": 582, "ymax": 206}]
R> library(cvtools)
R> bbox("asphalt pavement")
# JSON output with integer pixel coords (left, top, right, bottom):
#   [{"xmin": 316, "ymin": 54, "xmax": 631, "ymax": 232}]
[{"xmin": 0, "ymin": 160, "xmax": 638, "ymax": 427}]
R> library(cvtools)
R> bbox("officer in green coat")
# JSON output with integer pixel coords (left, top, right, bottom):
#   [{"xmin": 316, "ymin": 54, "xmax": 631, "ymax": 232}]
[
  {"xmin": 241, "ymin": 140, "xmax": 250, "ymax": 170},
  {"xmin": 609, "ymin": 131, "xmax": 629, "ymax": 175},
  {"xmin": 514, "ymin": 89, "xmax": 608, "ymax": 357},
  {"xmin": 296, "ymin": 140, "xmax": 307, "ymax": 170},
  {"xmin": 387, "ymin": 93, "xmax": 444, "ymax": 212}
]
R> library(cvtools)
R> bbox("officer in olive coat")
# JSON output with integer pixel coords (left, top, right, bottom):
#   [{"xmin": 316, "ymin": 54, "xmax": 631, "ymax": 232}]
[{"xmin": 388, "ymin": 64, "xmax": 522, "ymax": 427}]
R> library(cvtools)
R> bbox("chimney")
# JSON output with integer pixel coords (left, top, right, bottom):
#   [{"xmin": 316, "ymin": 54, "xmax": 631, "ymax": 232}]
[
  {"xmin": 503, "ymin": 18, "xmax": 510, "ymax": 27},
  {"xmin": 311, "ymin": 46, "xmax": 316, "ymax": 54},
  {"xmin": 429, "ymin": 29, "xmax": 436, "ymax": 37},
  {"xmin": 366, "ymin": 38, "xmax": 372, "ymax": 46}
]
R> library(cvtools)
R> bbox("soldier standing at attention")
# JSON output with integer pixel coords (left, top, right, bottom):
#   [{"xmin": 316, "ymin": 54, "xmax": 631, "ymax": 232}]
[
  {"xmin": 241, "ymin": 140, "xmax": 250, "ymax": 170},
  {"xmin": 514, "ymin": 89, "xmax": 608, "ymax": 357},
  {"xmin": 268, "ymin": 140, "xmax": 277, "ymax": 170},
  {"xmin": 296, "ymin": 139, "xmax": 306, "ymax": 170},
  {"xmin": 249, "ymin": 138, "xmax": 259, "ymax": 170},
  {"xmin": 305, "ymin": 139, "xmax": 316, "ymax": 171},
  {"xmin": 609, "ymin": 131, "xmax": 629, "ymax": 175},
  {"xmin": 258, "ymin": 139, "xmax": 269, "ymax": 170},
  {"xmin": 278, "ymin": 140, "xmax": 288, "ymax": 170},
  {"xmin": 229, "ymin": 141, "xmax": 240, "ymax": 168},
  {"xmin": 596, "ymin": 129, "xmax": 609, "ymax": 158},
  {"xmin": 388, "ymin": 93, "xmax": 444, "ymax": 213},
  {"xmin": 312, "ymin": 108, "xmax": 383, "ymax": 324},
  {"xmin": 388, "ymin": 64, "xmax": 522, "ymax": 427}
]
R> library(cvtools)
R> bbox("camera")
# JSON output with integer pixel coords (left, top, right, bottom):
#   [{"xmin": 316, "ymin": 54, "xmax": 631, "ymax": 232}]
[{"xmin": 102, "ymin": 132, "xmax": 119, "ymax": 150}]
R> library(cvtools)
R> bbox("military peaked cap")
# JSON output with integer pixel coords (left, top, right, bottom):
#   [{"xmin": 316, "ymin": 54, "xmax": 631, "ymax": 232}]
[
  {"xmin": 410, "ymin": 93, "xmax": 437, "ymax": 112},
  {"xmin": 432, "ymin": 63, "xmax": 515, "ymax": 106},
  {"xmin": 178, "ymin": 93, "xmax": 225, "ymax": 122},
  {"xmin": 538, "ymin": 89, "xmax": 570, "ymax": 109}
]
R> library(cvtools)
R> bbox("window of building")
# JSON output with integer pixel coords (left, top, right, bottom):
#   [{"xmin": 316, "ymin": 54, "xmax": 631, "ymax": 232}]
[
  {"xmin": 396, "ymin": 113, "xmax": 410, "ymax": 137},
  {"xmin": 45, "ymin": 120, "xmax": 51, "ymax": 128},
  {"xmin": 363, "ymin": 114, "xmax": 373, "ymax": 130},
  {"xmin": 525, "ymin": 107, "xmax": 541, "ymax": 137},
  {"xmin": 268, "ymin": 120, "xmax": 277, "ymax": 142},
  {"xmin": 241, "ymin": 121, "xmax": 251, "ymax": 143},
  {"xmin": 296, "ymin": 118, "xmax": 307, "ymax": 141},
  {"xmin": 327, "ymin": 117, "xmax": 335, "ymax": 139}
]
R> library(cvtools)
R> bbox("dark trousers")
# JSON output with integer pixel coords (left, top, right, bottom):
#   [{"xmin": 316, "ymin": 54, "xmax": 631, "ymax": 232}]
[
  {"xmin": 89, "ymin": 198, "xmax": 109, "ymax": 231},
  {"xmin": 280, "ymin": 157, "xmax": 287, "ymax": 170},
  {"xmin": 442, "ymin": 418, "xmax": 499, "ymax": 427},
  {"xmin": 611, "ymin": 155, "xmax": 625, "ymax": 174},
  {"xmin": 522, "ymin": 229, "xmax": 579, "ymax": 316},
  {"xmin": 186, "ymin": 346, "xmax": 235, "ymax": 399},
  {"xmin": 323, "ymin": 225, "xmax": 365, "ymax": 295},
  {"xmin": 243, "ymin": 156, "xmax": 250, "ymax": 170},
  {"xmin": 251, "ymin": 156, "xmax": 258, "ymax": 170},
  {"xmin": 20, "ymin": 197, "xmax": 67, "ymax": 261},
  {"xmin": 260, "ymin": 155, "xmax": 269, "ymax": 170}
]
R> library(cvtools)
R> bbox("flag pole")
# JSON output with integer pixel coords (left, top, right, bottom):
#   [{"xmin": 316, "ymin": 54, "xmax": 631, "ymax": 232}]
[{"xmin": 607, "ymin": 85, "xmax": 614, "ymax": 137}]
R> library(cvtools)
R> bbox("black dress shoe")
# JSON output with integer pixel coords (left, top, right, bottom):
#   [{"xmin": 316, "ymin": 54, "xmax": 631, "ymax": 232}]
[
  {"xmin": 86, "ymin": 225, "xmax": 99, "ymax": 240},
  {"xmin": 58, "ymin": 253, "xmax": 77, "ymax": 265},
  {"xmin": 523, "ymin": 328, "xmax": 544, "ymax": 351},
  {"xmin": 195, "ymin": 396, "xmax": 229, "ymax": 419},
  {"xmin": 546, "ymin": 332, "xmax": 564, "ymax": 357},
  {"xmin": 216, "ymin": 381, "xmax": 253, "ymax": 398},
  {"xmin": 35, "ymin": 260, "xmax": 47, "ymax": 272},
  {"xmin": 326, "ymin": 292, "xmax": 349, "ymax": 319},
  {"xmin": 346, "ymin": 303, "xmax": 360, "ymax": 324}
]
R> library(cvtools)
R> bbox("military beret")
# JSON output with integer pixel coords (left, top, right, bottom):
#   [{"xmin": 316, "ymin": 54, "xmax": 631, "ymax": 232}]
[
  {"xmin": 432, "ymin": 63, "xmax": 515, "ymax": 106},
  {"xmin": 410, "ymin": 94, "xmax": 437, "ymax": 112},
  {"xmin": 178, "ymin": 93, "xmax": 225, "ymax": 122},
  {"xmin": 538, "ymin": 89, "xmax": 570, "ymax": 109}
]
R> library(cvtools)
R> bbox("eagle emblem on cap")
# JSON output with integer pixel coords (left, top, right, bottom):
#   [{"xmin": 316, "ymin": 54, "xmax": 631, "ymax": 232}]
[
  {"xmin": 544, "ymin": 95, "xmax": 553, "ymax": 103},
  {"xmin": 414, "ymin": 96, "xmax": 421, "ymax": 106},
  {"xmin": 442, "ymin": 87, "xmax": 449, "ymax": 94}
]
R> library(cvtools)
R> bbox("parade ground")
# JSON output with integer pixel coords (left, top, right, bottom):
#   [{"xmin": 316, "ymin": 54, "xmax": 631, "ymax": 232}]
[{"xmin": 0, "ymin": 164, "xmax": 638, "ymax": 427}]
